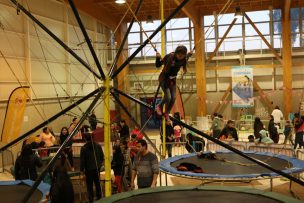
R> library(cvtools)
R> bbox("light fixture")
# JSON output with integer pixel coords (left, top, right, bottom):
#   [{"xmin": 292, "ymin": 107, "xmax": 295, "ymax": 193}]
[
  {"xmin": 234, "ymin": 6, "xmax": 243, "ymax": 19},
  {"xmin": 115, "ymin": 0, "xmax": 126, "ymax": 4},
  {"xmin": 146, "ymin": 15, "xmax": 154, "ymax": 24}
]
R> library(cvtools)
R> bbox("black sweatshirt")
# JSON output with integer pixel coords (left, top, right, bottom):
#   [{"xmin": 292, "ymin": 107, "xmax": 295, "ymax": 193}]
[
  {"xmin": 80, "ymin": 141, "xmax": 104, "ymax": 172},
  {"xmin": 111, "ymin": 152, "xmax": 124, "ymax": 176},
  {"xmin": 155, "ymin": 53, "xmax": 187, "ymax": 78}
]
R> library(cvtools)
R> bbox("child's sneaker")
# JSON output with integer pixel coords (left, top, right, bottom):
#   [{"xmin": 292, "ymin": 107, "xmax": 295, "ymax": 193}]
[{"xmin": 156, "ymin": 105, "xmax": 162, "ymax": 116}]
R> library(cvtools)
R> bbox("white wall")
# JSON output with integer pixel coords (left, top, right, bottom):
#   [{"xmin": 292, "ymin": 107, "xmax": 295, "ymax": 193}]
[{"xmin": 0, "ymin": 0, "xmax": 114, "ymax": 140}]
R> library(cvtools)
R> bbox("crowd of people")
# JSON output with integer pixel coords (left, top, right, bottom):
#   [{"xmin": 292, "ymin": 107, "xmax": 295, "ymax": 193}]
[
  {"xmin": 209, "ymin": 106, "xmax": 304, "ymax": 150},
  {"xmin": 12, "ymin": 103, "xmax": 304, "ymax": 202},
  {"xmin": 14, "ymin": 115, "xmax": 160, "ymax": 202}
]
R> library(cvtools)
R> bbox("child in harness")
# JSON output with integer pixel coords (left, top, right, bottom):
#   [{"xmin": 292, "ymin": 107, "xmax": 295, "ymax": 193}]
[{"xmin": 155, "ymin": 45, "xmax": 192, "ymax": 120}]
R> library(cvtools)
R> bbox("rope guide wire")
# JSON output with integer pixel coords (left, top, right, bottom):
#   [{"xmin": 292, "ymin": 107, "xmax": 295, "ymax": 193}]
[
  {"xmin": 118, "ymin": 0, "xmax": 299, "ymax": 173},
  {"xmin": 0, "ymin": 1, "xmax": 104, "ymax": 148}
]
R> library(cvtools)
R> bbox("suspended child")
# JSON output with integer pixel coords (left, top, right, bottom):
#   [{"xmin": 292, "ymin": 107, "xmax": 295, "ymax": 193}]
[{"xmin": 155, "ymin": 45, "xmax": 192, "ymax": 120}]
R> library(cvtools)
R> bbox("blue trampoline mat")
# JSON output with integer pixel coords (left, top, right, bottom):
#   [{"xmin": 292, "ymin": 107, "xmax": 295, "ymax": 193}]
[
  {"xmin": 160, "ymin": 151, "xmax": 304, "ymax": 179},
  {"xmin": 0, "ymin": 180, "xmax": 50, "ymax": 203}
]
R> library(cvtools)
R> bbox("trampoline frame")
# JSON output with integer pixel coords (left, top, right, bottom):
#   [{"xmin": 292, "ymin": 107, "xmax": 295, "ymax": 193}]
[
  {"xmin": 99, "ymin": 186, "xmax": 303, "ymax": 203},
  {"xmin": 159, "ymin": 151, "xmax": 304, "ymax": 191}
]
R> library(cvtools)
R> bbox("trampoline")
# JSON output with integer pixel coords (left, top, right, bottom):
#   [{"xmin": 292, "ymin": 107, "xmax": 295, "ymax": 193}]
[
  {"xmin": 99, "ymin": 186, "xmax": 302, "ymax": 203},
  {"xmin": 0, "ymin": 179, "xmax": 50, "ymax": 203},
  {"xmin": 39, "ymin": 155, "xmax": 81, "ymax": 176},
  {"xmin": 159, "ymin": 151, "xmax": 304, "ymax": 185}
]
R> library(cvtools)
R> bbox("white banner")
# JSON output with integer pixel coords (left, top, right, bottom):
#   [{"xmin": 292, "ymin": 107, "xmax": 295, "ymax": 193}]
[{"xmin": 231, "ymin": 66, "xmax": 254, "ymax": 108}]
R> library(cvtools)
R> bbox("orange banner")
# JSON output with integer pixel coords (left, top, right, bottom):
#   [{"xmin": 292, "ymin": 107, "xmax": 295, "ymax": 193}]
[{"xmin": 1, "ymin": 86, "xmax": 30, "ymax": 144}]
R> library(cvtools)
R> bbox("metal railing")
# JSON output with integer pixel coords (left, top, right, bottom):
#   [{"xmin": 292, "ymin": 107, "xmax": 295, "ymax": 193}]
[
  {"xmin": 206, "ymin": 140, "xmax": 294, "ymax": 157},
  {"xmin": 0, "ymin": 149, "xmax": 14, "ymax": 173},
  {"xmin": 205, "ymin": 36, "xmax": 283, "ymax": 57},
  {"xmin": 159, "ymin": 141, "xmax": 205, "ymax": 159}
]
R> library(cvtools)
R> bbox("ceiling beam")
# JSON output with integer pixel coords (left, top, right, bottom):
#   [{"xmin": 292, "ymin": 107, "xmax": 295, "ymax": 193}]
[
  {"xmin": 282, "ymin": 0, "xmax": 292, "ymax": 118},
  {"xmin": 284, "ymin": 0, "xmax": 291, "ymax": 20},
  {"xmin": 173, "ymin": 0, "xmax": 198, "ymax": 22},
  {"xmin": 66, "ymin": 0, "xmax": 119, "ymax": 31}
]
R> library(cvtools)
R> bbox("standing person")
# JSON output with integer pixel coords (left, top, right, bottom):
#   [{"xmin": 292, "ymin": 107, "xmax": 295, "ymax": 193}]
[
  {"xmin": 119, "ymin": 120, "xmax": 130, "ymax": 142},
  {"xmin": 80, "ymin": 133, "xmax": 104, "ymax": 202},
  {"xmin": 293, "ymin": 113, "xmax": 304, "ymax": 149},
  {"xmin": 128, "ymin": 134, "xmax": 138, "ymax": 163},
  {"xmin": 130, "ymin": 126, "xmax": 144, "ymax": 140},
  {"xmin": 88, "ymin": 112, "xmax": 98, "ymax": 131},
  {"xmin": 218, "ymin": 114, "xmax": 224, "ymax": 129},
  {"xmin": 218, "ymin": 120, "xmax": 238, "ymax": 141},
  {"xmin": 180, "ymin": 117, "xmax": 186, "ymax": 142},
  {"xmin": 59, "ymin": 127, "xmax": 74, "ymax": 171},
  {"xmin": 39, "ymin": 127, "xmax": 56, "ymax": 148},
  {"xmin": 283, "ymin": 120, "xmax": 293, "ymax": 145},
  {"xmin": 174, "ymin": 124, "xmax": 182, "ymax": 147},
  {"xmin": 131, "ymin": 140, "xmax": 159, "ymax": 189},
  {"xmin": 69, "ymin": 117, "xmax": 82, "ymax": 141},
  {"xmin": 253, "ymin": 117, "xmax": 264, "ymax": 139},
  {"xmin": 210, "ymin": 113, "xmax": 222, "ymax": 138},
  {"xmin": 268, "ymin": 115, "xmax": 279, "ymax": 143},
  {"xmin": 160, "ymin": 120, "xmax": 175, "ymax": 158},
  {"xmin": 111, "ymin": 145, "xmax": 124, "ymax": 193},
  {"xmin": 155, "ymin": 46, "xmax": 192, "ymax": 120},
  {"xmin": 15, "ymin": 144, "xmax": 43, "ymax": 181},
  {"xmin": 271, "ymin": 106, "xmax": 284, "ymax": 129},
  {"xmin": 49, "ymin": 165, "xmax": 74, "ymax": 203},
  {"xmin": 37, "ymin": 141, "xmax": 48, "ymax": 158},
  {"xmin": 121, "ymin": 140, "xmax": 132, "ymax": 191}
]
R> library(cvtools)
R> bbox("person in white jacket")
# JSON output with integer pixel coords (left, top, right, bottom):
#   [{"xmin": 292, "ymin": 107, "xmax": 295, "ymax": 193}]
[{"xmin": 271, "ymin": 106, "xmax": 284, "ymax": 128}]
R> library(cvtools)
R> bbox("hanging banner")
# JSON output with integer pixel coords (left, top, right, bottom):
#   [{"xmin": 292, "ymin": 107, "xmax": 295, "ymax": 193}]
[
  {"xmin": 231, "ymin": 66, "xmax": 254, "ymax": 108},
  {"xmin": 1, "ymin": 86, "xmax": 30, "ymax": 144}
]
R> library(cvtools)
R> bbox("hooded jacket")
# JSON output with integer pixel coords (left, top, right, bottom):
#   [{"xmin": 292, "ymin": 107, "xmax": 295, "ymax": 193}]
[{"xmin": 80, "ymin": 141, "xmax": 104, "ymax": 172}]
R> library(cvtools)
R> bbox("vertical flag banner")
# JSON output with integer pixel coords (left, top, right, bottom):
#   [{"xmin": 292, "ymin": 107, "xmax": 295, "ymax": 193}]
[
  {"xmin": 1, "ymin": 86, "xmax": 30, "ymax": 144},
  {"xmin": 231, "ymin": 66, "xmax": 254, "ymax": 108}
]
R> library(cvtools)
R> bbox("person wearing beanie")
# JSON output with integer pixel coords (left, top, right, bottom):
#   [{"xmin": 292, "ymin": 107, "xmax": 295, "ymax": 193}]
[{"xmin": 155, "ymin": 45, "xmax": 192, "ymax": 120}]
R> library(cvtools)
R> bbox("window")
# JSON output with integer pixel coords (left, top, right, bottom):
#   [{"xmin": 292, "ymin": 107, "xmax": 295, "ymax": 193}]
[
  {"xmin": 204, "ymin": 15, "xmax": 215, "ymax": 26},
  {"xmin": 128, "ymin": 22, "xmax": 140, "ymax": 32},
  {"xmin": 143, "ymin": 31, "xmax": 161, "ymax": 43},
  {"xmin": 218, "ymin": 13, "xmax": 235, "ymax": 25},
  {"xmin": 204, "ymin": 26, "xmax": 215, "ymax": 39},
  {"xmin": 128, "ymin": 33, "xmax": 140, "ymax": 44},
  {"xmin": 166, "ymin": 17, "xmax": 189, "ymax": 29},
  {"xmin": 218, "ymin": 38, "xmax": 242, "ymax": 52},
  {"xmin": 246, "ymin": 10, "xmax": 270, "ymax": 22},
  {"xmin": 127, "ymin": 17, "xmax": 192, "ymax": 57},
  {"xmin": 205, "ymin": 39, "xmax": 216, "ymax": 52},
  {"xmin": 166, "ymin": 29, "xmax": 189, "ymax": 41}
]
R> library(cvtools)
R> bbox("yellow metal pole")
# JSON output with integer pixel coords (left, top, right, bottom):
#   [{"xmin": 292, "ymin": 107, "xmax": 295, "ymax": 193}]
[
  {"xmin": 103, "ymin": 76, "xmax": 111, "ymax": 196},
  {"xmin": 160, "ymin": 0, "xmax": 166, "ymax": 158}
]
